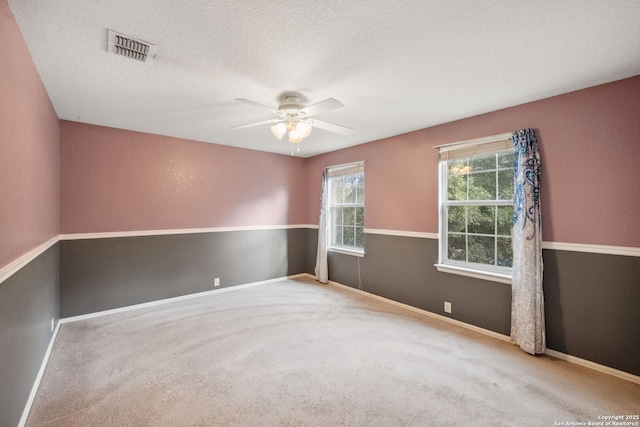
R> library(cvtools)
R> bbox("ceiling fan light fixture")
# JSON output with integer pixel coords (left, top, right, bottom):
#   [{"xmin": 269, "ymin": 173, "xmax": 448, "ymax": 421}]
[
  {"xmin": 271, "ymin": 122, "xmax": 287, "ymax": 139},
  {"xmin": 297, "ymin": 121, "xmax": 312, "ymax": 138},
  {"xmin": 289, "ymin": 129, "xmax": 303, "ymax": 143}
]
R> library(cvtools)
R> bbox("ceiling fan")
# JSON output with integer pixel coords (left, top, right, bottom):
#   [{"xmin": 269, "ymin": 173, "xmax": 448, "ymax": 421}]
[{"xmin": 232, "ymin": 96, "xmax": 353, "ymax": 152}]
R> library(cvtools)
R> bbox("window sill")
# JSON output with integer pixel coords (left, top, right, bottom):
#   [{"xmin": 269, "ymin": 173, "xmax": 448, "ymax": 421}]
[
  {"xmin": 328, "ymin": 246, "xmax": 365, "ymax": 257},
  {"xmin": 434, "ymin": 264, "xmax": 511, "ymax": 284}
]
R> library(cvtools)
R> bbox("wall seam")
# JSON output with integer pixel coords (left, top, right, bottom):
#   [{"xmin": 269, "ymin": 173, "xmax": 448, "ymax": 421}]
[
  {"xmin": 3, "ymin": 227, "xmax": 638, "ymax": 286},
  {"xmin": 0, "ymin": 237, "xmax": 59, "ymax": 284}
]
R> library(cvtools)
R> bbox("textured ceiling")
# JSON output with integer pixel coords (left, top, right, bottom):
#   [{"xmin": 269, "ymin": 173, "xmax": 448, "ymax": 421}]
[{"xmin": 8, "ymin": 0, "xmax": 640, "ymax": 157}]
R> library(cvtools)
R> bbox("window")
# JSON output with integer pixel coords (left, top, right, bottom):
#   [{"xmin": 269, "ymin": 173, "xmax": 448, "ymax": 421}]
[
  {"xmin": 327, "ymin": 162, "xmax": 365, "ymax": 256},
  {"xmin": 436, "ymin": 134, "xmax": 514, "ymax": 283}
]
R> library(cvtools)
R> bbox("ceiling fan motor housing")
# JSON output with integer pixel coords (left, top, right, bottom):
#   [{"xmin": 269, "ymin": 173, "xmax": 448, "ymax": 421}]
[{"xmin": 278, "ymin": 97, "xmax": 304, "ymax": 115}]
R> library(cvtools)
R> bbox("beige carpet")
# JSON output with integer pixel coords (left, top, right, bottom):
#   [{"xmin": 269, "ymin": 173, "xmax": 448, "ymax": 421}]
[{"xmin": 27, "ymin": 276, "xmax": 640, "ymax": 426}]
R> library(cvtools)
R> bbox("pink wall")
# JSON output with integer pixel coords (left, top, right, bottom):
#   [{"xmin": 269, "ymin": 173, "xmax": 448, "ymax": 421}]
[
  {"xmin": 4, "ymin": 0, "xmax": 637, "ymax": 253},
  {"xmin": 0, "ymin": 0, "xmax": 60, "ymax": 268},
  {"xmin": 60, "ymin": 121, "xmax": 307, "ymax": 233},
  {"xmin": 306, "ymin": 76, "xmax": 640, "ymax": 248},
  {"xmin": 306, "ymin": 131, "xmax": 439, "ymax": 233}
]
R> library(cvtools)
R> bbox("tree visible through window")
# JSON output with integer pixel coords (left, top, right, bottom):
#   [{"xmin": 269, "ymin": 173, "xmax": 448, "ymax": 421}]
[{"xmin": 444, "ymin": 150, "xmax": 514, "ymax": 270}]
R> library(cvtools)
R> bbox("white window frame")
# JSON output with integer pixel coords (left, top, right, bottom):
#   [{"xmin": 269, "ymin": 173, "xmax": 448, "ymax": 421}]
[
  {"xmin": 326, "ymin": 161, "xmax": 365, "ymax": 257},
  {"xmin": 434, "ymin": 133, "xmax": 514, "ymax": 284}
]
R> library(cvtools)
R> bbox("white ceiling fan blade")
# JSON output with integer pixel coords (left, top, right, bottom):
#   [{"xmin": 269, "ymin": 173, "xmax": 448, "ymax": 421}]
[
  {"xmin": 234, "ymin": 98, "xmax": 279, "ymax": 114},
  {"xmin": 299, "ymin": 98, "xmax": 343, "ymax": 117},
  {"xmin": 231, "ymin": 118, "xmax": 284, "ymax": 130},
  {"xmin": 307, "ymin": 119, "xmax": 353, "ymax": 136}
]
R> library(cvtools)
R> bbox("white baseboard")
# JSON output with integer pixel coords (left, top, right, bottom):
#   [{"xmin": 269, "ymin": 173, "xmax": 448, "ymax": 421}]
[
  {"xmin": 60, "ymin": 274, "xmax": 306, "ymax": 324},
  {"xmin": 543, "ymin": 348, "xmax": 640, "ymax": 385},
  {"xmin": 19, "ymin": 319, "xmax": 62, "ymax": 427},
  {"xmin": 302, "ymin": 273, "xmax": 640, "ymax": 385}
]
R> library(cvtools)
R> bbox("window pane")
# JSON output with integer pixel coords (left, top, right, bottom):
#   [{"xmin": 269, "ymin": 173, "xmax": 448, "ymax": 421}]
[
  {"xmin": 448, "ymin": 159, "xmax": 471, "ymax": 175},
  {"xmin": 498, "ymin": 151, "xmax": 515, "ymax": 169},
  {"xmin": 334, "ymin": 226, "xmax": 344, "ymax": 246},
  {"xmin": 344, "ymin": 175, "xmax": 357, "ymax": 203},
  {"xmin": 333, "ymin": 177, "xmax": 344, "ymax": 204},
  {"xmin": 334, "ymin": 207, "xmax": 344, "ymax": 225},
  {"xmin": 468, "ymin": 235, "xmax": 494, "ymax": 265},
  {"xmin": 497, "ymin": 237, "xmax": 512, "ymax": 267},
  {"xmin": 355, "ymin": 207, "xmax": 364, "ymax": 226},
  {"xmin": 497, "ymin": 206, "xmax": 512, "ymax": 236},
  {"xmin": 448, "ymin": 234, "xmax": 466, "ymax": 261},
  {"xmin": 470, "ymin": 155, "xmax": 496, "ymax": 172},
  {"xmin": 447, "ymin": 172, "xmax": 468, "ymax": 201},
  {"xmin": 355, "ymin": 227, "xmax": 364, "ymax": 247},
  {"xmin": 498, "ymin": 169, "xmax": 513, "ymax": 200},
  {"xmin": 343, "ymin": 207, "xmax": 355, "ymax": 226},
  {"xmin": 468, "ymin": 171, "xmax": 496, "ymax": 200},
  {"xmin": 343, "ymin": 226, "xmax": 355, "ymax": 246},
  {"xmin": 447, "ymin": 206, "xmax": 465, "ymax": 233},
  {"xmin": 467, "ymin": 206, "xmax": 494, "ymax": 235},
  {"xmin": 356, "ymin": 174, "xmax": 365, "ymax": 203}
]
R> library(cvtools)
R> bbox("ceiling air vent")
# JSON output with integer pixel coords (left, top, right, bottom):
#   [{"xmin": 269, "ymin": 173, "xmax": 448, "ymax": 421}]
[{"xmin": 107, "ymin": 30, "xmax": 156, "ymax": 62}]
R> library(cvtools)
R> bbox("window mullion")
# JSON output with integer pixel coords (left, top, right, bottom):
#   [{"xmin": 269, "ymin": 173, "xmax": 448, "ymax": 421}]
[
  {"xmin": 464, "ymin": 206, "xmax": 469, "ymax": 263},
  {"xmin": 495, "ymin": 153, "xmax": 498, "ymax": 266},
  {"xmin": 465, "ymin": 158, "xmax": 470, "ymax": 201},
  {"xmin": 341, "ymin": 208, "xmax": 345, "ymax": 245},
  {"xmin": 447, "ymin": 200, "xmax": 511, "ymax": 207},
  {"xmin": 493, "ymin": 206, "xmax": 498, "ymax": 266},
  {"xmin": 334, "ymin": 203, "xmax": 363, "ymax": 208}
]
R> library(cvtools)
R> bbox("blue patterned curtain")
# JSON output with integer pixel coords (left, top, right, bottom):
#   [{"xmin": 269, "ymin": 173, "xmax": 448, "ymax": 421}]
[
  {"xmin": 511, "ymin": 129, "xmax": 545, "ymax": 354},
  {"xmin": 314, "ymin": 169, "xmax": 329, "ymax": 283}
]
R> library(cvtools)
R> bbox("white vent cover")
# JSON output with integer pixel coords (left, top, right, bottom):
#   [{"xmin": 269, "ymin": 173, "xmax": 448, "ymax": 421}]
[{"xmin": 107, "ymin": 30, "xmax": 156, "ymax": 62}]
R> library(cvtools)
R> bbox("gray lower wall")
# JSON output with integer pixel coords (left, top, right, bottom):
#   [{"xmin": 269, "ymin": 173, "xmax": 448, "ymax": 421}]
[
  {"xmin": 3, "ymin": 227, "xmax": 637, "ymax": 427},
  {"xmin": 60, "ymin": 228, "xmax": 308, "ymax": 317},
  {"xmin": 305, "ymin": 228, "xmax": 319, "ymax": 276},
  {"xmin": 543, "ymin": 250, "xmax": 640, "ymax": 376},
  {"xmin": 314, "ymin": 231, "xmax": 640, "ymax": 377},
  {"xmin": 326, "ymin": 233, "xmax": 512, "ymax": 335},
  {"xmin": 0, "ymin": 243, "xmax": 59, "ymax": 427}
]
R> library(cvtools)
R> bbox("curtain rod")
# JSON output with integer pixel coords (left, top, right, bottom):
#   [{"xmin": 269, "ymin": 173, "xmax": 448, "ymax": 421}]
[
  {"xmin": 433, "ymin": 132, "xmax": 512, "ymax": 151},
  {"xmin": 325, "ymin": 160, "xmax": 366, "ymax": 169}
]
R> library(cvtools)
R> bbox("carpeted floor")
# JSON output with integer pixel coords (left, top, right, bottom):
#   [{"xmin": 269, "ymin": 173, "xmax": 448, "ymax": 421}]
[{"xmin": 27, "ymin": 276, "xmax": 640, "ymax": 426}]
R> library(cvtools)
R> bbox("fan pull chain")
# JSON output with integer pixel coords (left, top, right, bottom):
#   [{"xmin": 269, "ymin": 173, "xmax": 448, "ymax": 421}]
[{"xmin": 290, "ymin": 143, "xmax": 301, "ymax": 156}]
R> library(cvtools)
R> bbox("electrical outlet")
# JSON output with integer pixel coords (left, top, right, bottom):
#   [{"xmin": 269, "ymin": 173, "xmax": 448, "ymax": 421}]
[
  {"xmin": 214, "ymin": 278, "xmax": 220, "ymax": 287},
  {"xmin": 444, "ymin": 301, "xmax": 452, "ymax": 314},
  {"xmin": 51, "ymin": 317, "xmax": 55, "ymax": 332}
]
